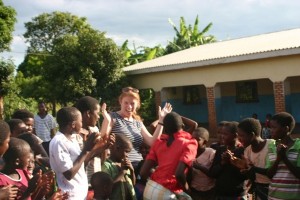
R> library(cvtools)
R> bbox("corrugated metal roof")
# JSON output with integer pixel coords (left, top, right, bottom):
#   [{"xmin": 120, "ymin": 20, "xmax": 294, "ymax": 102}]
[{"xmin": 124, "ymin": 28, "xmax": 300, "ymax": 74}]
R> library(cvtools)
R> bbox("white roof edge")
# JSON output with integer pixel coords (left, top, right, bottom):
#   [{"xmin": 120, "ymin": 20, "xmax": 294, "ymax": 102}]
[{"xmin": 124, "ymin": 48, "xmax": 300, "ymax": 75}]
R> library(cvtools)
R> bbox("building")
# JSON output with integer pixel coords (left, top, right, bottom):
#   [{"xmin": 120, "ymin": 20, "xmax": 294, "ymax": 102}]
[{"xmin": 123, "ymin": 28, "xmax": 300, "ymax": 137}]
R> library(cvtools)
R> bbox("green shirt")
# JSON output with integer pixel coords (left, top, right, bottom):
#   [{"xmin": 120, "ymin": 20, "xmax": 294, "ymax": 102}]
[{"xmin": 102, "ymin": 159, "xmax": 136, "ymax": 200}]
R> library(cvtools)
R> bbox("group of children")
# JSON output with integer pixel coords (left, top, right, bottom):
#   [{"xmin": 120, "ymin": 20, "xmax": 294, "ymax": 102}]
[{"xmin": 0, "ymin": 96, "xmax": 299, "ymax": 200}]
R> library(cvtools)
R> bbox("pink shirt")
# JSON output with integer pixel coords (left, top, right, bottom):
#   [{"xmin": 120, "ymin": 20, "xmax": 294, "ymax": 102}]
[
  {"xmin": 146, "ymin": 130, "xmax": 198, "ymax": 193},
  {"xmin": 0, "ymin": 169, "xmax": 30, "ymax": 200}
]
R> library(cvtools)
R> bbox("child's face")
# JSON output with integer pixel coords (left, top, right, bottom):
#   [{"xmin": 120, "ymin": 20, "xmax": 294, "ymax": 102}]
[
  {"xmin": 221, "ymin": 126, "xmax": 236, "ymax": 146},
  {"xmin": 73, "ymin": 113, "xmax": 83, "ymax": 134},
  {"xmin": 12, "ymin": 122, "xmax": 27, "ymax": 137},
  {"xmin": 139, "ymin": 143, "xmax": 149, "ymax": 159},
  {"xmin": 18, "ymin": 148, "xmax": 32, "ymax": 170},
  {"xmin": 237, "ymin": 128, "xmax": 253, "ymax": 148},
  {"xmin": 0, "ymin": 136, "xmax": 10, "ymax": 157},
  {"xmin": 113, "ymin": 143, "xmax": 132, "ymax": 162},
  {"xmin": 270, "ymin": 120, "xmax": 286, "ymax": 140},
  {"xmin": 192, "ymin": 132, "xmax": 206, "ymax": 148},
  {"xmin": 23, "ymin": 118, "xmax": 34, "ymax": 134},
  {"xmin": 87, "ymin": 104, "xmax": 101, "ymax": 127},
  {"xmin": 27, "ymin": 153, "xmax": 35, "ymax": 175}
]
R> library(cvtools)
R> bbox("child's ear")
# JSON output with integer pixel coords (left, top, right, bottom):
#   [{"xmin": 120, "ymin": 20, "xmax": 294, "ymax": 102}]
[
  {"xmin": 86, "ymin": 110, "xmax": 91, "ymax": 118},
  {"xmin": 15, "ymin": 158, "xmax": 20, "ymax": 166},
  {"xmin": 284, "ymin": 126, "xmax": 290, "ymax": 134},
  {"xmin": 71, "ymin": 121, "xmax": 76, "ymax": 128}
]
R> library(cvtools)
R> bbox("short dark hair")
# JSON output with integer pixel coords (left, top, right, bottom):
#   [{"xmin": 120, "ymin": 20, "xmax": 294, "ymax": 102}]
[
  {"xmin": 271, "ymin": 112, "xmax": 295, "ymax": 133},
  {"xmin": 17, "ymin": 132, "xmax": 48, "ymax": 157},
  {"xmin": 7, "ymin": 119, "xmax": 24, "ymax": 133},
  {"xmin": 163, "ymin": 112, "xmax": 183, "ymax": 135},
  {"xmin": 238, "ymin": 118, "xmax": 262, "ymax": 136},
  {"xmin": 193, "ymin": 127, "xmax": 209, "ymax": 142},
  {"xmin": 3, "ymin": 137, "xmax": 31, "ymax": 163},
  {"xmin": 114, "ymin": 134, "xmax": 132, "ymax": 149},
  {"xmin": 11, "ymin": 109, "xmax": 34, "ymax": 120},
  {"xmin": 56, "ymin": 107, "xmax": 80, "ymax": 128},
  {"xmin": 223, "ymin": 121, "xmax": 238, "ymax": 135},
  {"xmin": 91, "ymin": 171, "xmax": 113, "ymax": 190},
  {"xmin": 75, "ymin": 96, "xmax": 99, "ymax": 114},
  {"xmin": 0, "ymin": 120, "xmax": 10, "ymax": 144}
]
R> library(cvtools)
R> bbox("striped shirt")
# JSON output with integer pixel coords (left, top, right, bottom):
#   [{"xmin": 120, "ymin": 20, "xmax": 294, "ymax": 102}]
[
  {"xmin": 266, "ymin": 138, "xmax": 300, "ymax": 200},
  {"xmin": 34, "ymin": 114, "xmax": 56, "ymax": 142},
  {"xmin": 111, "ymin": 112, "xmax": 143, "ymax": 162}
]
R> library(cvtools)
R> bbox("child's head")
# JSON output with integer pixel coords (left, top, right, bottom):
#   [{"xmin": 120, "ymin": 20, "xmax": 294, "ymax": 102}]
[
  {"xmin": 237, "ymin": 118, "xmax": 262, "ymax": 147},
  {"xmin": 0, "ymin": 120, "xmax": 11, "ymax": 157},
  {"xmin": 217, "ymin": 121, "xmax": 228, "ymax": 143},
  {"xmin": 192, "ymin": 127, "xmax": 209, "ymax": 148},
  {"xmin": 17, "ymin": 132, "xmax": 48, "ymax": 157},
  {"xmin": 3, "ymin": 137, "xmax": 32, "ymax": 170},
  {"xmin": 110, "ymin": 134, "xmax": 132, "ymax": 162},
  {"xmin": 91, "ymin": 171, "xmax": 113, "ymax": 199},
  {"xmin": 75, "ymin": 96, "xmax": 100, "ymax": 128},
  {"xmin": 221, "ymin": 121, "xmax": 238, "ymax": 146},
  {"xmin": 163, "ymin": 112, "xmax": 183, "ymax": 135},
  {"xmin": 270, "ymin": 112, "xmax": 295, "ymax": 140},
  {"xmin": 139, "ymin": 142, "xmax": 150, "ymax": 159},
  {"xmin": 56, "ymin": 107, "xmax": 82, "ymax": 133},
  {"xmin": 7, "ymin": 119, "xmax": 27, "ymax": 137},
  {"xmin": 27, "ymin": 151, "xmax": 35, "ymax": 178},
  {"xmin": 11, "ymin": 109, "xmax": 35, "ymax": 134}
]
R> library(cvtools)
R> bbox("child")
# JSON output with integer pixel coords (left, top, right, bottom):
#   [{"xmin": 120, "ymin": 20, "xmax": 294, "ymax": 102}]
[
  {"xmin": 209, "ymin": 121, "xmax": 247, "ymax": 199},
  {"xmin": 140, "ymin": 112, "xmax": 198, "ymax": 200},
  {"xmin": 75, "ymin": 96, "xmax": 104, "ymax": 184},
  {"xmin": 135, "ymin": 142, "xmax": 150, "ymax": 200},
  {"xmin": 49, "ymin": 107, "xmax": 101, "ymax": 200},
  {"xmin": 237, "ymin": 118, "xmax": 274, "ymax": 200},
  {"xmin": 7, "ymin": 118, "xmax": 27, "ymax": 137},
  {"xmin": 102, "ymin": 134, "xmax": 136, "ymax": 200},
  {"xmin": 266, "ymin": 112, "xmax": 300, "ymax": 200},
  {"xmin": 0, "ymin": 137, "xmax": 53, "ymax": 199},
  {"xmin": 90, "ymin": 171, "xmax": 113, "ymax": 200},
  {"xmin": 210, "ymin": 121, "xmax": 227, "ymax": 150},
  {"xmin": 0, "ymin": 120, "xmax": 18, "ymax": 199},
  {"xmin": 12, "ymin": 109, "xmax": 35, "ymax": 134},
  {"xmin": 190, "ymin": 127, "xmax": 216, "ymax": 200}
]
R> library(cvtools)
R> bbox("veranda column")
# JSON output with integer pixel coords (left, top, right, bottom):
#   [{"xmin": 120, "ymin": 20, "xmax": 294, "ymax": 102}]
[
  {"xmin": 273, "ymin": 81, "xmax": 286, "ymax": 113},
  {"xmin": 206, "ymin": 87, "xmax": 217, "ymax": 138}
]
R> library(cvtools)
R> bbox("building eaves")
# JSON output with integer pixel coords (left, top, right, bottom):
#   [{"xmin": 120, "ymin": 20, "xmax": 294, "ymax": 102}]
[{"xmin": 123, "ymin": 28, "xmax": 300, "ymax": 75}]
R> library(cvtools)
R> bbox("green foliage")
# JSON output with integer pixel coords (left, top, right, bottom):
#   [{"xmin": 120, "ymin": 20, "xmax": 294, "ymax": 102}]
[
  {"xmin": 20, "ymin": 11, "xmax": 126, "ymax": 107},
  {"xmin": 121, "ymin": 40, "xmax": 165, "ymax": 66},
  {"xmin": 24, "ymin": 11, "xmax": 91, "ymax": 53},
  {"xmin": 0, "ymin": 0, "xmax": 17, "ymax": 52},
  {"xmin": 165, "ymin": 15, "xmax": 216, "ymax": 54},
  {"xmin": 0, "ymin": 58, "xmax": 14, "ymax": 96},
  {"xmin": 3, "ymin": 72, "xmax": 37, "ymax": 120},
  {"xmin": 139, "ymin": 88, "xmax": 157, "ymax": 126}
]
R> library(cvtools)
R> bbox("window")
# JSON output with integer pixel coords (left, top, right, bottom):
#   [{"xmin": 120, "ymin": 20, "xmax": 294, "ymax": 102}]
[
  {"xmin": 236, "ymin": 81, "xmax": 258, "ymax": 103},
  {"xmin": 183, "ymin": 86, "xmax": 201, "ymax": 104}
]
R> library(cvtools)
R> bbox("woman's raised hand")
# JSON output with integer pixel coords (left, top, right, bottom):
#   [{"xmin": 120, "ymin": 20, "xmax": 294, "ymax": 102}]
[{"xmin": 158, "ymin": 102, "xmax": 173, "ymax": 120}]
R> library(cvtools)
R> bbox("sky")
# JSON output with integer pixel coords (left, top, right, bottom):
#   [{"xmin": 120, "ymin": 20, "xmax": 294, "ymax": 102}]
[{"xmin": 2, "ymin": 0, "xmax": 300, "ymax": 66}]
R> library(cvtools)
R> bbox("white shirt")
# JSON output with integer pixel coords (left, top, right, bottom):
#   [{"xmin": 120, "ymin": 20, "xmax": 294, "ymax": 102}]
[
  {"xmin": 49, "ymin": 132, "xmax": 88, "ymax": 200},
  {"xmin": 34, "ymin": 114, "xmax": 56, "ymax": 142}
]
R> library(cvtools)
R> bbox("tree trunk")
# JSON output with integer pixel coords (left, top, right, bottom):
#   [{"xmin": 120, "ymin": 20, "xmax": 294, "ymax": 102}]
[
  {"xmin": 51, "ymin": 100, "xmax": 56, "ymax": 117},
  {"xmin": 0, "ymin": 96, "xmax": 3, "ymax": 120}
]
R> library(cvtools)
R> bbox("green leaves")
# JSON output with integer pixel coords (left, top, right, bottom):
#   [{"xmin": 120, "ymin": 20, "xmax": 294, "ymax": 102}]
[
  {"xmin": 0, "ymin": 0, "xmax": 17, "ymax": 52},
  {"xmin": 165, "ymin": 15, "xmax": 216, "ymax": 54}
]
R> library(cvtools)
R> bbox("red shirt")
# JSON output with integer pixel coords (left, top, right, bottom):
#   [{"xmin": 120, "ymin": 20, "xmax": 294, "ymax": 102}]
[
  {"xmin": 0, "ymin": 169, "xmax": 30, "ymax": 200},
  {"xmin": 146, "ymin": 130, "xmax": 198, "ymax": 193}
]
